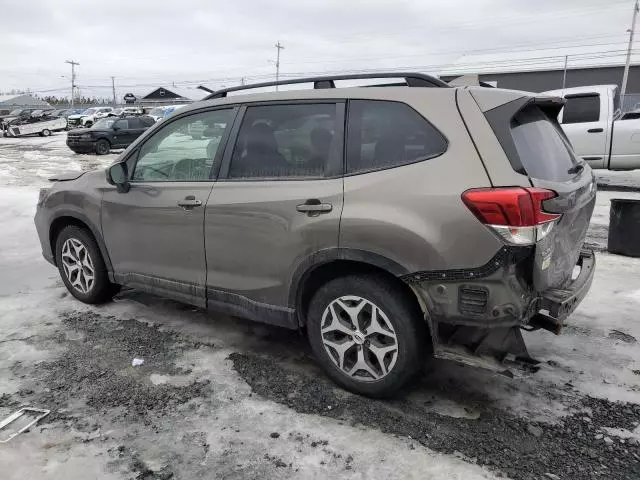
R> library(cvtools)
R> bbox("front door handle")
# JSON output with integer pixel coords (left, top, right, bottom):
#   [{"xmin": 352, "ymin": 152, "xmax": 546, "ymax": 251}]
[
  {"xmin": 587, "ymin": 128, "xmax": 604, "ymax": 133},
  {"xmin": 177, "ymin": 195, "xmax": 202, "ymax": 209},
  {"xmin": 296, "ymin": 200, "xmax": 332, "ymax": 215}
]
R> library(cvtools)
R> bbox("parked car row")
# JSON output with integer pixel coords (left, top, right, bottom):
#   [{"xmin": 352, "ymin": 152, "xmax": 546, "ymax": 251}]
[
  {"xmin": 147, "ymin": 104, "xmax": 186, "ymax": 123},
  {"xmin": 1, "ymin": 108, "xmax": 68, "ymax": 137}
]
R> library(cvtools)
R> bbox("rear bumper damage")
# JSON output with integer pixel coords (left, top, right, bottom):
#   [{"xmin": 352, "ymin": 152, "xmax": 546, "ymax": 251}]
[{"xmin": 404, "ymin": 248, "xmax": 596, "ymax": 377}]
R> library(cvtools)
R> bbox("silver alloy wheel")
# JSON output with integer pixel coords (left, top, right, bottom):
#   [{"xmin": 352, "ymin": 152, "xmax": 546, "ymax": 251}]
[
  {"xmin": 60, "ymin": 238, "xmax": 95, "ymax": 294},
  {"xmin": 320, "ymin": 295, "xmax": 398, "ymax": 382}
]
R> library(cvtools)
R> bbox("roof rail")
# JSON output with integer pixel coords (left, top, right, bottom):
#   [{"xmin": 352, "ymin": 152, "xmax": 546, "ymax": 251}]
[{"xmin": 204, "ymin": 72, "xmax": 449, "ymax": 99}]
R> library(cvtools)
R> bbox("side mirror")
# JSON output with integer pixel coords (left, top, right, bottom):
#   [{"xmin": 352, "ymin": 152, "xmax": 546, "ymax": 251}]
[{"xmin": 106, "ymin": 163, "xmax": 130, "ymax": 193}]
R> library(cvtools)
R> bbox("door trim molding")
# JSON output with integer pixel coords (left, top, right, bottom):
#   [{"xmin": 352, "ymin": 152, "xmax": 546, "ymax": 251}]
[
  {"xmin": 206, "ymin": 287, "xmax": 297, "ymax": 330},
  {"xmin": 114, "ymin": 272, "xmax": 206, "ymax": 308}
]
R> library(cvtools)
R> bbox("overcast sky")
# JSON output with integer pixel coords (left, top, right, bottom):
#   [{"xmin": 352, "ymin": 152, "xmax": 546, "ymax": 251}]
[{"xmin": 0, "ymin": 0, "xmax": 634, "ymax": 99}]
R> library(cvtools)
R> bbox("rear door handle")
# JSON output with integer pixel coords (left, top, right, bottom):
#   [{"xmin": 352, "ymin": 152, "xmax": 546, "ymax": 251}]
[
  {"xmin": 296, "ymin": 200, "xmax": 332, "ymax": 214},
  {"xmin": 587, "ymin": 128, "xmax": 604, "ymax": 133},
  {"xmin": 177, "ymin": 195, "xmax": 202, "ymax": 209}
]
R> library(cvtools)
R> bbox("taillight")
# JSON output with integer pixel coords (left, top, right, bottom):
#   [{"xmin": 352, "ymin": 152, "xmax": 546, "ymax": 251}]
[{"xmin": 461, "ymin": 187, "xmax": 561, "ymax": 245}]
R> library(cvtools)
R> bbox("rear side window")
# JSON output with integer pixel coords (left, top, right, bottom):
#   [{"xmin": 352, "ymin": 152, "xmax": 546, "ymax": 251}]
[
  {"xmin": 228, "ymin": 103, "xmax": 339, "ymax": 179},
  {"xmin": 511, "ymin": 106, "xmax": 578, "ymax": 182},
  {"xmin": 562, "ymin": 94, "xmax": 600, "ymax": 124},
  {"xmin": 346, "ymin": 100, "xmax": 447, "ymax": 174}
]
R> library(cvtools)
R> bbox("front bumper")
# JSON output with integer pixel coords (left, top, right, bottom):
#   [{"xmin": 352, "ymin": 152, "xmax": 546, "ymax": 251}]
[
  {"xmin": 66, "ymin": 139, "xmax": 96, "ymax": 152},
  {"xmin": 34, "ymin": 207, "xmax": 55, "ymax": 266}
]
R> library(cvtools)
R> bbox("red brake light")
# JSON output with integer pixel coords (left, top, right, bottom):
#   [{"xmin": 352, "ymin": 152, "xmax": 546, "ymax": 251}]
[{"xmin": 461, "ymin": 187, "xmax": 560, "ymax": 227}]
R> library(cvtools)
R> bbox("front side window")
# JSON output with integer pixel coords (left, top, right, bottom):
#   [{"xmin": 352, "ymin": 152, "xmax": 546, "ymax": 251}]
[
  {"xmin": 114, "ymin": 119, "xmax": 129, "ymax": 130},
  {"xmin": 346, "ymin": 100, "xmax": 447, "ymax": 174},
  {"xmin": 92, "ymin": 118, "xmax": 115, "ymax": 129},
  {"xmin": 562, "ymin": 94, "xmax": 600, "ymax": 124},
  {"xmin": 228, "ymin": 103, "xmax": 339, "ymax": 179},
  {"xmin": 132, "ymin": 109, "xmax": 232, "ymax": 182}
]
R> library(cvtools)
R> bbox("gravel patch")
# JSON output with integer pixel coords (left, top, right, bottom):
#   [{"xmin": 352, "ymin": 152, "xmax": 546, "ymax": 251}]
[{"xmin": 231, "ymin": 352, "xmax": 640, "ymax": 480}]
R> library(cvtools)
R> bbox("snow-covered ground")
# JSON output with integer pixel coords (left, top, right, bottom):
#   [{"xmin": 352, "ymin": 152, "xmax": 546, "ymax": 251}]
[{"xmin": 1, "ymin": 134, "xmax": 639, "ymax": 479}]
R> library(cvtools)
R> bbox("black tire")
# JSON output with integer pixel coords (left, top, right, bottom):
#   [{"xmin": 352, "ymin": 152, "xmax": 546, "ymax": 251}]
[
  {"xmin": 54, "ymin": 225, "xmax": 119, "ymax": 304},
  {"xmin": 42, "ymin": 129, "xmax": 51, "ymax": 137},
  {"xmin": 306, "ymin": 274, "xmax": 426, "ymax": 398},
  {"xmin": 95, "ymin": 139, "xmax": 110, "ymax": 155}
]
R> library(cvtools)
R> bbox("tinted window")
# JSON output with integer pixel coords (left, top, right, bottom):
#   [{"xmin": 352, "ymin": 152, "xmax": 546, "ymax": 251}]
[
  {"xmin": 228, "ymin": 103, "xmax": 338, "ymax": 179},
  {"xmin": 127, "ymin": 118, "xmax": 141, "ymax": 129},
  {"xmin": 132, "ymin": 109, "xmax": 232, "ymax": 182},
  {"xmin": 511, "ymin": 106, "xmax": 578, "ymax": 182},
  {"xmin": 346, "ymin": 100, "xmax": 447, "ymax": 174},
  {"xmin": 562, "ymin": 94, "xmax": 600, "ymax": 124},
  {"xmin": 114, "ymin": 119, "xmax": 129, "ymax": 129}
]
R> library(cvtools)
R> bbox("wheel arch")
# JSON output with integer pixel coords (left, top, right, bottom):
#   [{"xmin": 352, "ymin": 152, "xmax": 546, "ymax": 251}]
[
  {"xmin": 49, "ymin": 212, "xmax": 114, "ymax": 277},
  {"xmin": 290, "ymin": 249, "xmax": 425, "ymax": 329}
]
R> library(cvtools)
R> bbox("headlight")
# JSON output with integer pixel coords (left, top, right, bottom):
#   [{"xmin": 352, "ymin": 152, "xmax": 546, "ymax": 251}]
[
  {"xmin": 80, "ymin": 134, "xmax": 92, "ymax": 140},
  {"xmin": 38, "ymin": 187, "xmax": 51, "ymax": 206}
]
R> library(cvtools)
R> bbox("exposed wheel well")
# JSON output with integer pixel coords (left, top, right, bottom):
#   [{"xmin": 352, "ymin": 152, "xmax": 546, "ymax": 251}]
[
  {"xmin": 49, "ymin": 216, "xmax": 94, "ymax": 266},
  {"xmin": 296, "ymin": 260, "xmax": 424, "ymax": 327}
]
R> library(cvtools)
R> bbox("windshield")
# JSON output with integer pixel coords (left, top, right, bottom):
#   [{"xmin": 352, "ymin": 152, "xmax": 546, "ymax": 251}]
[
  {"xmin": 83, "ymin": 108, "xmax": 97, "ymax": 115},
  {"xmin": 9, "ymin": 109, "xmax": 22, "ymax": 115},
  {"xmin": 92, "ymin": 118, "xmax": 116, "ymax": 129},
  {"xmin": 112, "ymin": 108, "xmax": 123, "ymax": 114},
  {"xmin": 149, "ymin": 107, "xmax": 164, "ymax": 116}
]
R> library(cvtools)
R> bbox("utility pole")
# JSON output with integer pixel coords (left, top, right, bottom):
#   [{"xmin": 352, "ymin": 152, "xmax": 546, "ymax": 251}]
[
  {"xmin": 621, "ymin": 0, "xmax": 639, "ymax": 104},
  {"xmin": 274, "ymin": 41, "xmax": 284, "ymax": 90},
  {"xmin": 111, "ymin": 76, "xmax": 116, "ymax": 105},
  {"xmin": 562, "ymin": 55, "xmax": 569, "ymax": 93},
  {"xmin": 65, "ymin": 60, "xmax": 79, "ymax": 107}
]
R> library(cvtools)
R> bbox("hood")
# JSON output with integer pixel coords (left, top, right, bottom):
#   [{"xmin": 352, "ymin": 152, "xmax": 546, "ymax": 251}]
[
  {"xmin": 48, "ymin": 171, "xmax": 87, "ymax": 182},
  {"xmin": 67, "ymin": 128, "xmax": 93, "ymax": 136},
  {"xmin": 1, "ymin": 115, "xmax": 19, "ymax": 123},
  {"xmin": 68, "ymin": 114, "xmax": 87, "ymax": 120}
]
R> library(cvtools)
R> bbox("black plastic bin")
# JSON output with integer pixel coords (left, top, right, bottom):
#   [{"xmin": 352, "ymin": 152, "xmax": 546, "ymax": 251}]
[{"xmin": 608, "ymin": 198, "xmax": 640, "ymax": 257}]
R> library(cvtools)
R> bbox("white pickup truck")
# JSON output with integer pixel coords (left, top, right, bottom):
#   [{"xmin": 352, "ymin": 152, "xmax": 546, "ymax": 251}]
[{"xmin": 543, "ymin": 85, "xmax": 640, "ymax": 170}]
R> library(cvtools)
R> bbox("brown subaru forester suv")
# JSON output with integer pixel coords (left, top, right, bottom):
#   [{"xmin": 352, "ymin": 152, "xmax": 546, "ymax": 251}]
[{"xmin": 35, "ymin": 73, "xmax": 596, "ymax": 397}]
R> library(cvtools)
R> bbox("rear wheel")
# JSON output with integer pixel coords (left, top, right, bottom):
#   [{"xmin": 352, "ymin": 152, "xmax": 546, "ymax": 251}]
[
  {"xmin": 95, "ymin": 139, "xmax": 110, "ymax": 155},
  {"xmin": 307, "ymin": 274, "xmax": 426, "ymax": 398},
  {"xmin": 41, "ymin": 129, "xmax": 51, "ymax": 137},
  {"xmin": 54, "ymin": 225, "xmax": 119, "ymax": 304}
]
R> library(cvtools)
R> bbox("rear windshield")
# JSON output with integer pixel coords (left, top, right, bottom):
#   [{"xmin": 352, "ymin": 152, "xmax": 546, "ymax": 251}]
[{"xmin": 510, "ymin": 106, "xmax": 578, "ymax": 182}]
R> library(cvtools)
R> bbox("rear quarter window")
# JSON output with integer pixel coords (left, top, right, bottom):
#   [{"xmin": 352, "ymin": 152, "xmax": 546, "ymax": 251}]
[
  {"xmin": 346, "ymin": 100, "xmax": 447, "ymax": 174},
  {"xmin": 511, "ymin": 106, "xmax": 578, "ymax": 182}
]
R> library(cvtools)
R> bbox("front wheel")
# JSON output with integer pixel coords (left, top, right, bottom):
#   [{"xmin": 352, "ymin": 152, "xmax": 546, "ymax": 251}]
[
  {"xmin": 95, "ymin": 139, "xmax": 110, "ymax": 155},
  {"xmin": 41, "ymin": 129, "xmax": 51, "ymax": 137},
  {"xmin": 55, "ymin": 225, "xmax": 119, "ymax": 304},
  {"xmin": 306, "ymin": 275, "xmax": 426, "ymax": 398}
]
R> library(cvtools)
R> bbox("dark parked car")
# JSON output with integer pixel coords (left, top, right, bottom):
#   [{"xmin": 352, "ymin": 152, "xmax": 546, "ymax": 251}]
[{"xmin": 66, "ymin": 116, "xmax": 156, "ymax": 155}]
